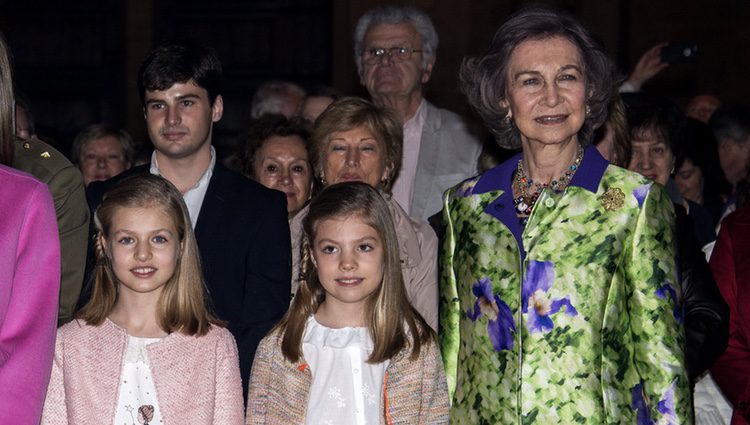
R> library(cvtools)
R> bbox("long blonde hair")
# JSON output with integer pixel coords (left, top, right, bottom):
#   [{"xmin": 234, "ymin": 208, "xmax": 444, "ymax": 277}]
[
  {"xmin": 276, "ymin": 182, "xmax": 432, "ymax": 363},
  {"xmin": 77, "ymin": 174, "xmax": 222, "ymax": 336}
]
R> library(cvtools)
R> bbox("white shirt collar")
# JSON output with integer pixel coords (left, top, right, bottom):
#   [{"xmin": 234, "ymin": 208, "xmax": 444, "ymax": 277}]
[{"xmin": 149, "ymin": 146, "xmax": 216, "ymax": 229}]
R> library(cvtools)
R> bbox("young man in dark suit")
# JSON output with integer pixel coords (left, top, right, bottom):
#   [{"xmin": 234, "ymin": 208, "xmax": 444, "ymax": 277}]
[{"xmin": 87, "ymin": 43, "xmax": 291, "ymax": 399}]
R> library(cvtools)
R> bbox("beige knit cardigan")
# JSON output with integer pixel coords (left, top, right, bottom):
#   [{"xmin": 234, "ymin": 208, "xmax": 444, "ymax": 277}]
[
  {"xmin": 41, "ymin": 319, "xmax": 245, "ymax": 425},
  {"xmin": 246, "ymin": 327, "xmax": 450, "ymax": 424}
]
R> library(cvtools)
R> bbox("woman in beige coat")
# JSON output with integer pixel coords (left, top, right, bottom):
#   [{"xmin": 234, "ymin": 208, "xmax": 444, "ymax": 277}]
[{"xmin": 289, "ymin": 97, "xmax": 438, "ymax": 330}]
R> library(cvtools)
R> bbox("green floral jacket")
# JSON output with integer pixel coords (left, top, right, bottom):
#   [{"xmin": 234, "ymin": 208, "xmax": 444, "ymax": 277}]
[{"xmin": 440, "ymin": 145, "xmax": 690, "ymax": 424}]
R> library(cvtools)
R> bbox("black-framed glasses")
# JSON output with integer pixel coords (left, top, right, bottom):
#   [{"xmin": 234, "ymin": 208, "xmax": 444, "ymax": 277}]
[{"xmin": 362, "ymin": 47, "xmax": 423, "ymax": 65}]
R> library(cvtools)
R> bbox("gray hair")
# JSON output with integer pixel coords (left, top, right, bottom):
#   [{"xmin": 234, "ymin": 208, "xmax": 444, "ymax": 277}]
[
  {"xmin": 250, "ymin": 80, "xmax": 306, "ymax": 120},
  {"xmin": 710, "ymin": 104, "xmax": 750, "ymax": 145},
  {"xmin": 71, "ymin": 124, "xmax": 135, "ymax": 166},
  {"xmin": 354, "ymin": 5, "xmax": 438, "ymax": 74},
  {"xmin": 460, "ymin": 6, "xmax": 615, "ymax": 150}
]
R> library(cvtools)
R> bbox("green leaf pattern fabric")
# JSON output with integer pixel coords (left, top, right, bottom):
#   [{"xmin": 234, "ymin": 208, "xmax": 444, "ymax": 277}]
[{"xmin": 439, "ymin": 164, "xmax": 690, "ymax": 424}]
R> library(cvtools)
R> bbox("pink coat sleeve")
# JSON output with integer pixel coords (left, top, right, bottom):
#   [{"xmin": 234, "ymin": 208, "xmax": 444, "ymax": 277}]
[{"xmin": 0, "ymin": 171, "xmax": 61, "ymax": 425}]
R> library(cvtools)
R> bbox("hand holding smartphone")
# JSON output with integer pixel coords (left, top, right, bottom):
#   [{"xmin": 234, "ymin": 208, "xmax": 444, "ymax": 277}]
[{"xmin": 660, "ymin": 42, "xmax": 698, "ymax": 63}]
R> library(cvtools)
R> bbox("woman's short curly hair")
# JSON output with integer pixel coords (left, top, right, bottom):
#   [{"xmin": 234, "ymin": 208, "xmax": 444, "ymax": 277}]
[
  {"xmin": 310, "ymin": 97, "xmax": 402, "ymax": 194},
  {"xmin": 460, "ymin": 6, "xmax": 615, "ymax": 150}
]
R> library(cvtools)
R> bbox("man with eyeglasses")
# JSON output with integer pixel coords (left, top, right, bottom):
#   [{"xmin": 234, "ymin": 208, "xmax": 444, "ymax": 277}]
[{"xmin": 354, "ymin": 5, "xmax": 482, "ymax": 221}]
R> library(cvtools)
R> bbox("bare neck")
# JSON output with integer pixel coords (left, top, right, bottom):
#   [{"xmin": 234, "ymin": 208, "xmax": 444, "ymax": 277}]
[
  {"xmin": 314, "ymin": 300, "xmax": 366, "ymax": 328},
  {"xmin": 109, "ymin": 292, "xmax": 167, "ymax": 338},
  {"xmin": 372, "ymin": 91, "xmax": 423, "ymax": 123},
  {"xmin": 154, "ymin": 147, "xmax": 212, "ymax": 193},
  {"xmin": 522, "ymin": 138, "xmax": 580, "ymax": 184}
]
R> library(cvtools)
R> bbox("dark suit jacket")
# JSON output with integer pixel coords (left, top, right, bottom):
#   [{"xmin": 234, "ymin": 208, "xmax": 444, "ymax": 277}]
[{"xmin": 85, "ymin": 163, "xmax": 291, "ymax": 399}]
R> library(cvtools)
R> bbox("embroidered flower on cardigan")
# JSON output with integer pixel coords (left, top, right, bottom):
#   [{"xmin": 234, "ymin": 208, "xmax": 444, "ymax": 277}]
[
  {"xmin": 631, "ymin": 379, "xmax": 678, "ymax": 425},
  {"xmin": 466, "ymin": 277, "xmax": 516, "ymax": 351},
  {"xmin": 521, "ymin": 260, "xmax": 578, "ymax": 334},
  {"xmin": 633, "ymin": 183, "xmax": 652, "ymax": 209}
]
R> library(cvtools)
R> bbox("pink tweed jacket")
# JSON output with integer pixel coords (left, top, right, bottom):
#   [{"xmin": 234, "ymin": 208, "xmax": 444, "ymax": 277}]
[
  {"xmin": 246, "ymin": 326, "xmax": 450, "ymax": 424},
  {"xmin": 42, "ymin": 319, "xmax": 245, "ymax": 425},
  {"xmin": 0, "ymin": 165, "xmax": 60, "ymax": 425}
]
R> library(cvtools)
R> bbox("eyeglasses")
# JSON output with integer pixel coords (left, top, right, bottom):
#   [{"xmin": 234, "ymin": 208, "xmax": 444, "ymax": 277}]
[{"xmin": 362, "ymin": 47, "xmax": 423, "ymax": 65}]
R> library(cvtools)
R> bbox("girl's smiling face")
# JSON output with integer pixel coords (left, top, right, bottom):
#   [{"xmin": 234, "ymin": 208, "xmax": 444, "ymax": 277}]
[
  {"xmin": 312, "ymin": 215, "xmax": 384, "ymax": 313},
  {"xmin": 104, "ymin": 205, "xmax": 181, "ymax": 299}
]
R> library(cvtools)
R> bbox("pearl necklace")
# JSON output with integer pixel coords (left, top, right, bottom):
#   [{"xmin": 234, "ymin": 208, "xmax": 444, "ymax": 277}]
[{"xmin": 512, "ymin": 145, "xmax": 583, "ymax": 223}]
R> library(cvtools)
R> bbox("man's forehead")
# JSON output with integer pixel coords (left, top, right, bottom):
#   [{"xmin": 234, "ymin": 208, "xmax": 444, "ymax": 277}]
[
  {"xmin": 364, "ymin": 22, "xmax": 420, "ymax": 45},
  {"xmin": 145, "ymin": 79, "xmax": 207, "ymax": 99}
]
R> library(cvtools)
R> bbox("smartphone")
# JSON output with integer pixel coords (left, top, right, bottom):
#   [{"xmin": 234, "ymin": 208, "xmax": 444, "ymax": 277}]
[{"xmin": 660, "ymin": 42, "xmax": 698, "ymax": 63}]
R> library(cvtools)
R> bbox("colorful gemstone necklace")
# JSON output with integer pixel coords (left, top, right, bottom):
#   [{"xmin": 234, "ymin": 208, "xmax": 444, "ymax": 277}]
[{"xmin": 512, "ymin": 144, "xmax": 583, "ymax": 224}]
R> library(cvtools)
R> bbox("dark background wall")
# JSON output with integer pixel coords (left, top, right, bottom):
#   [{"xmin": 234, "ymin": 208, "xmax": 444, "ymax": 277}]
[{"xmin": 2, "ymin": 0, "xmax": 748, "ymax": 158}]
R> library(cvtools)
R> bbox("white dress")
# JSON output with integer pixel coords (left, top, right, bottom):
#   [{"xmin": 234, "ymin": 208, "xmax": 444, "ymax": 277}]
[
  {"xmin": 302, "ymin": 316, "xmax": 389, "ymax": 425},
  {"xmin": 113, "ymin": 336, "xmax": 164, "ymax": 425}
]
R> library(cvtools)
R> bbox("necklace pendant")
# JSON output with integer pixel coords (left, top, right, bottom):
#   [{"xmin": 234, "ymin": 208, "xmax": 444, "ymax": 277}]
[{"xmin": 516, "ymin": 201, "xmax": 529, "ymax": 213}]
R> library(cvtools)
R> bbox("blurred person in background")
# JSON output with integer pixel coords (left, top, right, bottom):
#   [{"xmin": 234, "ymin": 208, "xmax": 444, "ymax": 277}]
[
  {"xmin": 250, "ymin": 80, "xmax": 305, "ymax": 120},
  {"xmin": 71, "ymin": 123, "xmax": 134, "ymax": 186},
  {"xmin": 241, "ymin": 114, "xmax": 313, "ymax": 219},
  {"xmin": 297, "ymin": 85, "xmax": 339, "ymax": 123}
]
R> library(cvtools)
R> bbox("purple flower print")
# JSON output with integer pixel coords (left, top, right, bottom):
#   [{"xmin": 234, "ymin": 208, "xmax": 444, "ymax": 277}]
[
  {"xmin": 656, "ymin": 284, "xmax": 684, "ymax": 324},
  {"xmin": 521, "ymin": 261, "xmax": 578, "ymax": 334},
  {"xmin": 454, "ymin": 179, "xmax": 477, "ymax": 198},
  {"xmin": 467, "ymin": 277, "xmax": 516, "ymax": 351},
  {"xmin": 633, "ymin": 183, "xmax": 652, "ymax": 209},
  {"xmin": 631, "ymin": 380, "xmax": 678, "ymax": 425}
]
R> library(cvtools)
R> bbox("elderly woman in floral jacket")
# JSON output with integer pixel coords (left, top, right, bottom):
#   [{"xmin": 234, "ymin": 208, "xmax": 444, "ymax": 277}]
[{"xmin": 439, "ymin": 7, "xmax": 689, "ymax": 424}]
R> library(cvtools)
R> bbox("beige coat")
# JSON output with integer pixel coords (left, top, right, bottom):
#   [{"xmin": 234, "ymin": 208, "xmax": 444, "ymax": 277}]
[
  {"xmin": 289, "ymin": 196, "xmax": 439, "ymax": 330},
  {"xmin": 246, "ymin": 326, "xmax": 449, "ymax": 424}
]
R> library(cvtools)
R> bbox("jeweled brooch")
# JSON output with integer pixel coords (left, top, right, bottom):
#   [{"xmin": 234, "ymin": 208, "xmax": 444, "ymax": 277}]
[{"xmin": 601, "ymin": 187, "xmax": 625, "ymax": 211}]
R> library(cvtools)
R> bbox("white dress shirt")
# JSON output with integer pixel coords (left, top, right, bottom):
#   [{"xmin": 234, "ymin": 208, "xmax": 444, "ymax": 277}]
[
  {"xmin": 391, "ymin": 99, "xmax": 426, "ymax": 214},
  {"xmin": 149, "ymin": 147, "xmax": 216, "ymax": 229}
]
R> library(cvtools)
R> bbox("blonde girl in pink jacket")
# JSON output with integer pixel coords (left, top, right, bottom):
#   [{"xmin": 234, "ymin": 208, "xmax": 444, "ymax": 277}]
[{"xmin": 42, "ymin": 174, "xmax": 244, "ymax": 425}]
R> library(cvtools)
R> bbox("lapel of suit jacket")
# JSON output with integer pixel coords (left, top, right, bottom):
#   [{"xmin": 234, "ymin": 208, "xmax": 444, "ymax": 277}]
[
  {"xmin": 411, "ymin": 101, "xmax": 440, "ymax": 218},
  {"xmin": 194, "ymin": 163, "xmax": 229, "ymax": 250}
]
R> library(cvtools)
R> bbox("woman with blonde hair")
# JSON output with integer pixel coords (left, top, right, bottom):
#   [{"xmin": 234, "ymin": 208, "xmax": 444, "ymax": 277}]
[{"xmin": 289, "ymin": 97, "xmax": 439, "ymax": 330}]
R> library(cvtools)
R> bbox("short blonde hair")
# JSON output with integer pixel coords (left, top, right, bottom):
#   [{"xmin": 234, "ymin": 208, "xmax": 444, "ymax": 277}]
[
  {"xmin": 311, "ymin": 97, "xmax": 403, "ymax": 194},
  {"xmin": 78, "ymin": 174, "xmax": 222, "ymax": 336}
]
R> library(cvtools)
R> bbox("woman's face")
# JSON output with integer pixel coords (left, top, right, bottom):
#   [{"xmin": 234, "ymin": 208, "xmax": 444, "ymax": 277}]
[
  {"xmin": 320, "ymin": 125, "xmax": 390, "ymax": 189},
  {"xmin": 502, "ymin": 36, "xmax": 588, "ymax": 148},
  {"xmin": 80, "ymin": 136, "xmax": 130, "ymax": 187},
  {"xmin": 253, "ymin": 135, "xmax": 312, "ymax": 217},
  {"xmin": 674, "ymin": 159, "xmax": 705, "ymax": 204},
  {"xmin": 628, "ymin": 128, "xmax": 674, "ymax": 186}
]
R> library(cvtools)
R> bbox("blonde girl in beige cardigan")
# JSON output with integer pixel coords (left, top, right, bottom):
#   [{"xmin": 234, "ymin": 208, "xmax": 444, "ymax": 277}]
[
  {"xmin": 247, "ymin": 182, "xmax": 449, "ymax": 424},
  {"xmin": 42, "ymin": 174, "xmax": 244, "ymax": 425}
]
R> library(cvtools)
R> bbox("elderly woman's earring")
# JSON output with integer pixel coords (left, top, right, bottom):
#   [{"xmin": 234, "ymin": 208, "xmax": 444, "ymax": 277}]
[
  {"xmin": 585, "ymin": 103, "xmax": 592, "ymax": 116},
  {"xmin": 504, "ymin": 114, "xmax": 512, "ymax": 124}
]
